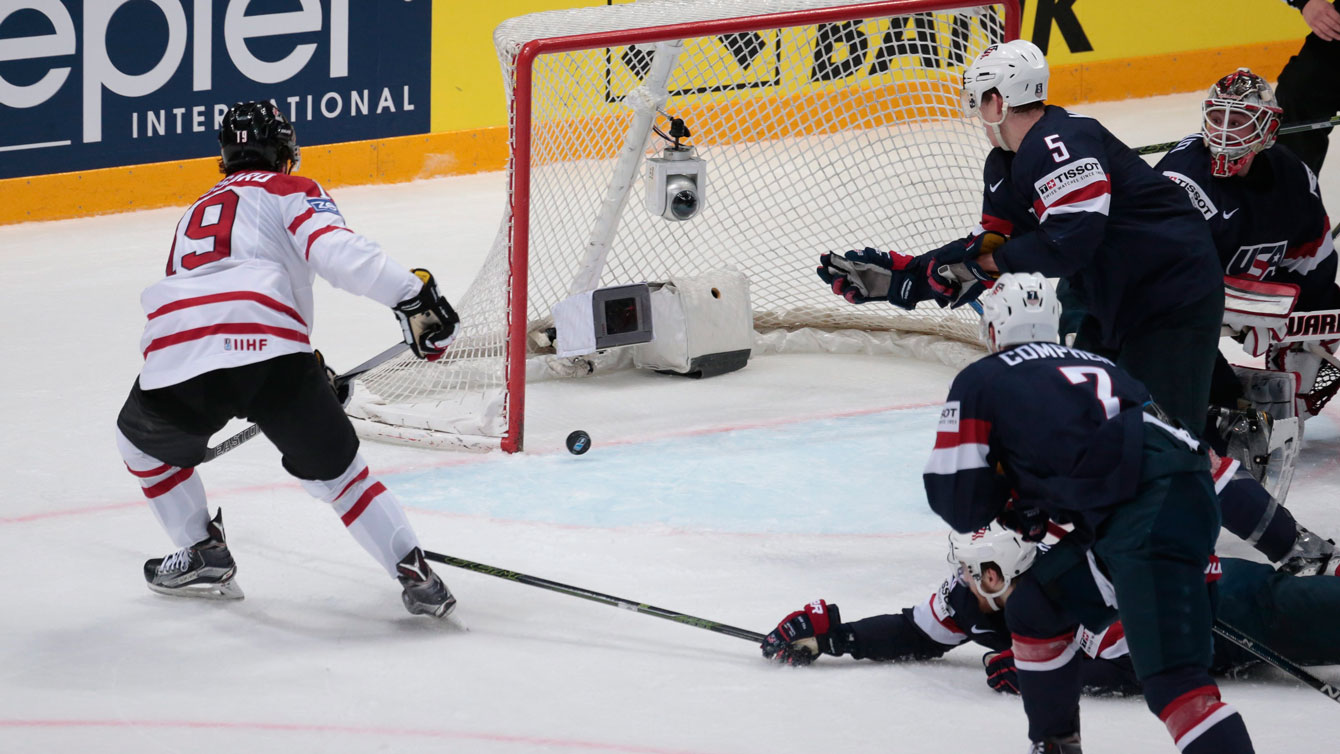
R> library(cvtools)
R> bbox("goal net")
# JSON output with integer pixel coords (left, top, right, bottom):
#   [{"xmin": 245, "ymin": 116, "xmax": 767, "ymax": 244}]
[{"xmin": 350, "ymin": 0, "xmax": 1019, "ymax": 451}]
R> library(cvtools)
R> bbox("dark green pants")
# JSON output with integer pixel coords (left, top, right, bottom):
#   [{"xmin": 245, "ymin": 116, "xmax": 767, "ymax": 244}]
[
  {"xmin": 1093, "ymin": 467, "xmax": 1221, "ymax": 680},
  {"xmin": 1072, "ymin": 287, "xmax": 1225, "ymax": 433}
]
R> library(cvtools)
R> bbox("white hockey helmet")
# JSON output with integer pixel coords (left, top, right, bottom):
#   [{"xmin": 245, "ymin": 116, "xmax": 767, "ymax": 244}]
[
  {"xmin": 961, "ymin": 39, "xmax": 1049, "ymax": 122},
  {"xmin": 978, "ymin": 272, "xmax": 1061, "ymax": 353},
  {"xmin": 1202, "ymin": 68, "xmax": 1282, "ymax": 177},
  {"xmin": 948, "ymin": 522, "xmax": 1039, "ymax": 600}
]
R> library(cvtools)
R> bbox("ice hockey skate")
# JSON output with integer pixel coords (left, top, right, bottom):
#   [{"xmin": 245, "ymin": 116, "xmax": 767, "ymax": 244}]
[
  {"xmin": 143, "ymin": 509, "xmax": 243, "ymax": 600},
  {"xmin": 1278, "ymin": 527, "xmax": 1340, "ymax": 577},
  {"xmin": 1029, "ymin": 735, "xmax": 1082, "ymax": 754},
  {"xmin": 396, "ymin": 547, "xmax": 456, "ymax": 618}
]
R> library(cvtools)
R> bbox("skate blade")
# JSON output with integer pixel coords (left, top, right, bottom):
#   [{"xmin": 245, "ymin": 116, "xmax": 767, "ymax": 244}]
[{"xmin": 147, "ymin": 578, "xmax": 245, "ymax": 601}]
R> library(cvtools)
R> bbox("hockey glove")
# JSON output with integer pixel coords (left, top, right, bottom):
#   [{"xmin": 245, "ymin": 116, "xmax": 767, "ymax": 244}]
[
  {"xmin": 817, "ymin": 248, "xmax": 930, "ymax": 308},
  {"xmin": 983, "ymin": 650, "xmax": 1020, "ymax": 694},
  {"xmin": 313, "ymin": 349, "xmax": 352, "ymax": 407},
  {"xmin": 760, "ymin": 599, "xmax": 846, "ymax": 666},
  {"xmin": 394, "ymin": 268, "xmax": 460, "ymax": 362},
  {"xmin": 926, "ymin": 232, "xmax": 1005, "ymax": 308},
  {"xmin": 997, "ymin": 503, "xmax": 1049, "ymax": 543}
]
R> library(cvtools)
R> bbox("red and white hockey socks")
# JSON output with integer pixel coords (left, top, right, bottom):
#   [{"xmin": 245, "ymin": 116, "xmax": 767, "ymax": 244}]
[
  {"xmin": 301, "ymin": 453, "xmax": 419, "ymax": 578},
  {"xmin": 1158, "ymin": 685, "xmax": 1253, "ymax": 753},
  {"xmin": 116, "ymin": 427, "xmax": 210, "ymax": 547}
]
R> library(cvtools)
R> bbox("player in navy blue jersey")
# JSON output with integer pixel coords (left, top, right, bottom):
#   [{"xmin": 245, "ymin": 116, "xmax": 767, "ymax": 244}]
[
  {"xmin": 1156, "ymin": 68, "xmax": 1340, "ymax": 422},
  {"xmin": 1275, "ymin": 0, "xmax": 1340, "ymax": 173},
  {"xmin": 818, "ymin": 40, "xmax": 1224, "ymax": 433},
  {"xmin": 922, "ymin": 273, "xmax": 1251, "ymax": 753},
  {"xmin": 761, "ymin": 524, "xmax": 1340, "ymax": 701}
]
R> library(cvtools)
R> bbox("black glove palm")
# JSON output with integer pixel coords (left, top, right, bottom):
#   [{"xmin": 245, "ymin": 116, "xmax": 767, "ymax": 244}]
[{"xmin": 394, "ymin": 268, "xmax": 460, "ymax": 361}]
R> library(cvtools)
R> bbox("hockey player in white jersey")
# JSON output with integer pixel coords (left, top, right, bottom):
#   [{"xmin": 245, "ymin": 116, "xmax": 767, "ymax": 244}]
[{"xmin": 116, "ymin": 101, "xmax": 460, "ymax": 618}]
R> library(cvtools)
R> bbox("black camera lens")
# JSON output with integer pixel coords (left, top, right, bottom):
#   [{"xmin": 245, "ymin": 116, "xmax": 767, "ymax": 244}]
[{"xmin": 670, "ymin": 188, "xmax": 698, "ymax": 220}]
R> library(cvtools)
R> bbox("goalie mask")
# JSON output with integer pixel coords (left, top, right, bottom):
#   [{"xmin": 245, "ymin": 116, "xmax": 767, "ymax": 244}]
[
  {"xmin": 961, "ymin": 40, "xmax": 1049, "ymax": 146},
  {"xmin": 978, "ymin": 272, "xmax": 1061, "ymax": 353},
  {"xmin": 1202, "ymin": 68, "xmax": 1281, "ymax": 178},
  {"xmin": 948, "ymin": 523, "xmax": 1038, "ymax": 603}
]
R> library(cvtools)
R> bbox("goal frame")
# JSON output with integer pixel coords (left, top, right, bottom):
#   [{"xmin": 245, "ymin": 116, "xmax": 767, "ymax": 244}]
[{"xmin": 507, "ymin": 0, "xmax": 1021, "ymax": 452}]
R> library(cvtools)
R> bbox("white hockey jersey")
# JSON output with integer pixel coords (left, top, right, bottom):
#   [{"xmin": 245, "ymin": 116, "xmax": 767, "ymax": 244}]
[{"xmin": 138, "ymin": 170, "xmax": 421, "ymax": 389}]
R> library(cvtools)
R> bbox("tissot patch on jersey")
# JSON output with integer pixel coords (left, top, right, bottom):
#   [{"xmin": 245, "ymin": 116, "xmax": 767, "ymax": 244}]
[
  {"xmin": 1162, "ymin": 171, "xmax": 1218, "ymax": 220},
  {"xmin": 938, "ymin": 401, "xmax": 961, "ymax": 433},
  {"xmin": 1034, "ymin": 157, "xmax": 1104, "ymax": 207},
  {"xmin": 932, "ymin": 575, "xmax": 956, "ymax": 622},
  {"xmin": 307, "ymin": 197, "xmax": 341, "ymax": 216}
]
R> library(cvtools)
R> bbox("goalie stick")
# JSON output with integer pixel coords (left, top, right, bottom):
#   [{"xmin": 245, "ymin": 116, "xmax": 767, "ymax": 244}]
[
  {"xmin": 421, "ymin": 550, "xmax": 766, "ymax": 643},
  {"xmin": 1134, "ymin": 114, "xmax": 1340, "ymax": 156},
  {"xmin": 201, "ymin": 342, "xmax": 410, "ymax": 463},
  {"xmin": 1213, "ymin": 620, "xmax": 1340, "ymax": 704}
]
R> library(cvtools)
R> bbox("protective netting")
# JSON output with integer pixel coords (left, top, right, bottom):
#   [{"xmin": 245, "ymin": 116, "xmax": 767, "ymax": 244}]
[{"xmin": 351, "ymin": 0, "xmax": 1010, "ymax": 449}]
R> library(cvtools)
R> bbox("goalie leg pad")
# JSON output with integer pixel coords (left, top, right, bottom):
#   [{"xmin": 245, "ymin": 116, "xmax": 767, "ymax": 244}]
[{"xmin": 1221, "ymin": 366, "xmax": 1302, "ymax": 501}]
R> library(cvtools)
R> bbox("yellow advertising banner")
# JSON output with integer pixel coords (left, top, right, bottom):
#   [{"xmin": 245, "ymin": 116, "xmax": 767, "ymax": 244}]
[
  {"xmin": 431, "ymin": 0, "xmax": 1313, "ymax": 134},
  {"xmin": 3, "ymin": 0, "xmax": 1318, "ymax": 225}
]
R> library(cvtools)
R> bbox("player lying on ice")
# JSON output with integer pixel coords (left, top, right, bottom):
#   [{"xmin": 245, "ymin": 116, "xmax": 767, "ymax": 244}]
[
  {"xmin": 792, "ymin": 274, "xmax": 1258, "ymax": 753},
  {"xmin": 116, "ymin": 101, "xmax": 461, "ymax": 618},
  {"xmin": 761, "ymin": 522, "xmax": 1340, "ymax": 701}
]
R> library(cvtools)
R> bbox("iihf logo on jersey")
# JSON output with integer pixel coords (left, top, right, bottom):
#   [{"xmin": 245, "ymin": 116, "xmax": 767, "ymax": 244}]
[{"xmin": 224, "ymin": 338, "xmax": 269, "ymax": 352}]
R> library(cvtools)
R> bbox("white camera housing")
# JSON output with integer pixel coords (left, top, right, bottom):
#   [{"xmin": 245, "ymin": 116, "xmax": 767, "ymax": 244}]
[{"xmin": 645, "ymin": 145, "xmax": 706, "ymax": 221}]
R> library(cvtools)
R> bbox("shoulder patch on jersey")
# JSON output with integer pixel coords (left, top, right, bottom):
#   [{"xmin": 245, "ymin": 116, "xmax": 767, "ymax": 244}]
[
  {"xmin": 1161, "ymin": 171, "xmax": 1217, "ymax": 220},
  {"xmin": 938, "ymin": 401, "xmax": 961, "ymax": 433},
  {"xmin": 1034, "ymin": 158, "xmax": 1105, "ymax": 207},
  {"xmin": 931, "ymin": 574, "xmax": 957, "ymax": 622},
  {"xmin": 307, "ymin": 197, "xmax": 341, "ymax": 215}
]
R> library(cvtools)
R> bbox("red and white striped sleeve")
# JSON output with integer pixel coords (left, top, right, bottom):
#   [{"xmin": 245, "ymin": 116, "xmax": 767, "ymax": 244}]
[{"xmin": 275, "ymin": 177, "xmax": 421, "ymax": 308}]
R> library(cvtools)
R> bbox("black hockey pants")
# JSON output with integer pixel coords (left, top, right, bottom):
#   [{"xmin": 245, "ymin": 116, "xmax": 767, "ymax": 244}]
[
  {"xmin": 1276, "ymin": 30, "xmax": 1340, "ymax": 175},
  {"xmin": 117, "ymin": 352, "xmax": 358, "ymax": 480}
]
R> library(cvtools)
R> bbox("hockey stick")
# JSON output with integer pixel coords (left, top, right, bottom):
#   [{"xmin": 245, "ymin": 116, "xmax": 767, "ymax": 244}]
[
  {"xmin": 1134, "ymin": 114, "xmax": 1340, "ymax": 156},
  {"xmin": 421, "ymin": 550, "xmax": 767, "ymax": 643},
  {"xmin": 201, "ymin": 342, "xmax": 410, "ymax": 463},
  {"xmin": 1212, "ymin": 620, "xmax": 1340, "ymax": 704}
]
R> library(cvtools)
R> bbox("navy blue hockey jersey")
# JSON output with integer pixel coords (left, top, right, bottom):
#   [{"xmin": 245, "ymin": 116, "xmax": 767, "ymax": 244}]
[
  {"xmin": 970, "ymin": 106, "xmax": 1222, "ymax": 349},
  {"xmin": 923, "ymin": 342, "xmax": 1152, "ymax": 536},
  {"xmin": 1155, "ymin": 138, "xmax": 1339, "ymax": 311}
]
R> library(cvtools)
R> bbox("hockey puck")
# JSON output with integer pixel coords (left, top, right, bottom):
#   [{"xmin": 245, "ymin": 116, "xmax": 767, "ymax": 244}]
[{"xmin": 566, "ymin": 430, "xmax": 592, "ymax": 455}]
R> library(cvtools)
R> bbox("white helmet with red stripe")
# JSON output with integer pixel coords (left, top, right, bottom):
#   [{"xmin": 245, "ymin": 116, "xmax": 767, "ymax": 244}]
[
  {"xmin": 948, "ymin": 522, "xmax": 1038, "ymax": 600},
  {"xmin": 1202, "ymin": 68, "xmax": 1282, "ymax": 177},
  {"xmin": 978, "ymin": 272, "xmax": 1062, "ymax": 353}
]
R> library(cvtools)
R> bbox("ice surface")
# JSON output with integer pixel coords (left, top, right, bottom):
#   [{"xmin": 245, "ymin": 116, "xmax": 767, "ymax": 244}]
[{"xmin": 2, "ymin": 91, "xmax": 1337, "ymax": 753}]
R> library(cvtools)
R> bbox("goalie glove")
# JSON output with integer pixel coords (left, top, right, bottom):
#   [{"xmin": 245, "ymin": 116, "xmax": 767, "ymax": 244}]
[
  {"xmin": 394, "ymin": 268, "xmax": 460, "ymax": 362},
  {"xmin": 817, "ymin": 248, "xmax": 930, "ymax": 308},
  {"xmin": 926, "ymin": 232, "xmax": 1005, "ymax": 308},
  {"xmin": 760, "ymin": 599, "xmax": 849, "ymax": 666}
]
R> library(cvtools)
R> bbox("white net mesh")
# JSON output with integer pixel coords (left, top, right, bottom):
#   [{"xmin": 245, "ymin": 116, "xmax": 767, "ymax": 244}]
[{"xmin": 351, "ymin": 0, "xmax": 1007, "ymax": 449}]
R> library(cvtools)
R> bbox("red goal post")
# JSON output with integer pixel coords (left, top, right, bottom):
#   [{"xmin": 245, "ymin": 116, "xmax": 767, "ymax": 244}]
[{"xmin": 351, "ymin": 0, "xmax": 1022, "ymax": 453}]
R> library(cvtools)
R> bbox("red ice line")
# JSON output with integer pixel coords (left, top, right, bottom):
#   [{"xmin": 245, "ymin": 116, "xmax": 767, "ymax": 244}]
[{"xmin": 0, "ymin": 718, "xmax": 719, "ymax": 754}]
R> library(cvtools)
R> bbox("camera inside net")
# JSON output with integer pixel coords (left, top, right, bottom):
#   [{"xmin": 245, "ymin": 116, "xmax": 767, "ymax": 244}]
[{"xmin": 645, "ymin": 145, "xmax": 706, "ymax": 221}]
